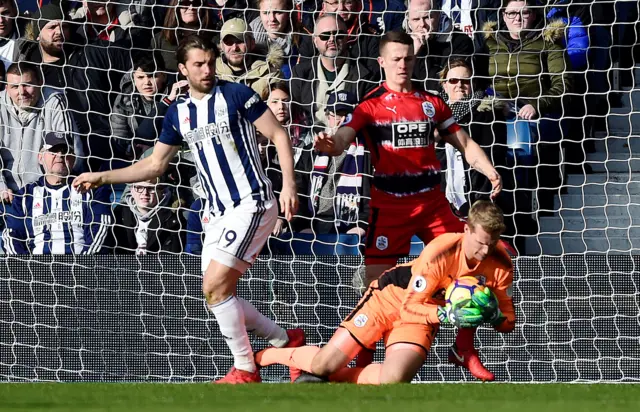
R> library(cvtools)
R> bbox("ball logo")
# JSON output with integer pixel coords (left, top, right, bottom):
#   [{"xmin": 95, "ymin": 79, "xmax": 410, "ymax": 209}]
[
  {"xmin": 375, "ymin": 235, "xmax": 388, "ymax": 251},
  {"xmin": 413, "ymin": 275, "xmax": 427, "ymax": 292},
  {"xmin": 354, "ymin": 314, "xmax": 368, "ymax": 328},
  {"xmin": 422, "ymin": 101, "xmax": 436, "ymax": 118}
]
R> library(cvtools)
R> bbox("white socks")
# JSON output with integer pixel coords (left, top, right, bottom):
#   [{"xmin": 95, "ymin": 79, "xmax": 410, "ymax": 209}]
[
  {"xmin": 209, "ymin": 296, "xmax": 256, "ymax": 373},
  {"xmin": 238, "ymin": 298, "xmax": 289, "ymax": 348}
]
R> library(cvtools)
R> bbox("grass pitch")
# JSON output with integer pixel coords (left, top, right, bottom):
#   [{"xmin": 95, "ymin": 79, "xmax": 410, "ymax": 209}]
[{"xmin": 1, "ymin": 383, "xmax": 639, "ymax": 412}]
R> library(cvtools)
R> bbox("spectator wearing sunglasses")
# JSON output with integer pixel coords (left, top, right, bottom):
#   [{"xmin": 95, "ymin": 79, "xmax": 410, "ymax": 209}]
[
  {"xmin": 298, "ymin": 0, "xmax": 384, "ymax": 75},
  {"xmin": 290, "ymin": 13, "xmax": 378, "ymax": 127},
  {"xmin": 405, "ymin": 0, "xmax": 479, "ymax": 92},
  {"xmin": 434, "ymin": 58, "xmax": 516, "ymax": 242},
  {"xmin": 152, "ymin": 0, "xmax": 216, "ymax": 72},
  {"xmin": 216, "ymin": 18, "xmax": 284, "ymax": 100},
  {"xmin": 112, "ymin": 175, "xmax": 186, "ymax": 255}
]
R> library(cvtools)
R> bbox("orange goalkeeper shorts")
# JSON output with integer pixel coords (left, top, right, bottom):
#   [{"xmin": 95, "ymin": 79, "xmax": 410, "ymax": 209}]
[{"xmin": 340, "ymin": 282, "xmax": 437, "ymax": 354}]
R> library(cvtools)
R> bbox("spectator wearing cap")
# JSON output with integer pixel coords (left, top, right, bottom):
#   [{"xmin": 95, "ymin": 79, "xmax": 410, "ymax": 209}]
[
  {"xmin": 216, "ymin": 18, "xmax": 284, "ymax": 100},
  {"xmin": 112, "ymin": 175, "xmax": 186, "ymax": 255},
  {"xmin": 0, "ymin": 62, "xmax": 79, "ymax": 205},
  {"xmin": 290, "ymin": 13, "xmax": 378, "ymax": 127},
  {"xmin": 249, "ymin": 0, "xmax": 304, "ymax": 78},
  {"xmin": 261, "ymin": 81, "xmax": 313, "ymax": 236},
  {"xmin": 111, "ymin": 52, "xmax": 183, "ymax": 161},
  {"xmin": 152, "ymin": 0, "xmax": 216, "ymax": 73},
  {"xmin": 16, "ymin": 3, "xmax": 143, "ymax": 171},
  {"xmin": 308, "ymin": 90, "xmax": 370, "ymax": 236},
  {"xmin": 405, "ymin": 0, "xmax": 479, "ymax": 92},
  {"xmin": 1, "ymin": 131, "xmax": 113, "ymax": 254}
]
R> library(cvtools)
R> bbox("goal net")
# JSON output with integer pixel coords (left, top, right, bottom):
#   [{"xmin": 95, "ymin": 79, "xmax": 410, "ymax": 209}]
[{"xmin": 0, "ymin": 0, "xmax": 639, "ymax": 383}]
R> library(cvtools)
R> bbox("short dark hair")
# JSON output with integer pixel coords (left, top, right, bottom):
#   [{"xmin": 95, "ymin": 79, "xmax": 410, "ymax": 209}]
[
  {"xmin": 269, "ymin": 81, "xmax": 290, "ymax": 98},
  {"xmin": 379, "ymin": 31, "xmax": 414, "ymax": 53},
  {"xmin": 6, "ymin": 62, "xmax": 42, "ymax": 85},
  {"xmin": 133, "ymin": 52, "xmax": 166, "ymax": 73},
  {"xmin": 176, "ymin": 35, "xmax": 218, "ymax": 66}
]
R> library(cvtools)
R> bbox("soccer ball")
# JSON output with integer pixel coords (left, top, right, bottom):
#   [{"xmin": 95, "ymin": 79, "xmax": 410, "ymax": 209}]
[{"xmin": 445, "ymin": 276, "xmax": 485, "ymax": 307}]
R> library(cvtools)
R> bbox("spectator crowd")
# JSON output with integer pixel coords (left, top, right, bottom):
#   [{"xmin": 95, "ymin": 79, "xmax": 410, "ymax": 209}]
[{"xmin": 0, "ymin": 0, "xmax": 637, "ymax": 255}]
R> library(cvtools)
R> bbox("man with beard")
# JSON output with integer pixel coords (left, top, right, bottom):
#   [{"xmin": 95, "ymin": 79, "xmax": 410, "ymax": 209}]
[
  {"xmin": 216, "ymin": 18, "xmax": 284, "ymax": 99},
  {"xmin": 72, "ymin": 35, "xmax": 305, "ymax": 384},
  {"xmin": 290, "ymin": 13, "xmax": 378, "ymax": 127},
  {"xmin": 15, "ymin": 4, "xmax": 144, "ymax": 169}
]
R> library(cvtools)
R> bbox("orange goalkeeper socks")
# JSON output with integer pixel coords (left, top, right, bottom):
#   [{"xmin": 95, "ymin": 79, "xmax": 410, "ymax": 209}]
[{"xmin": 255, "ymin": 346, "xmax": 320, "ymax": 372}]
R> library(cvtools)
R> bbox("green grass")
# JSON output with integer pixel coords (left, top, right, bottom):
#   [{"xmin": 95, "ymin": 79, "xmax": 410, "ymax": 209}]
[{"xmin": 1, "ymin": 383, "xmax": 639, "ymax": 412}]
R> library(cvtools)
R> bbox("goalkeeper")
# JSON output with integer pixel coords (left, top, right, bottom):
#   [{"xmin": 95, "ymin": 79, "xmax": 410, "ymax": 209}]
[{"xmin": 256, "ymin": 201, "xmax": 515, "ymax": 383}]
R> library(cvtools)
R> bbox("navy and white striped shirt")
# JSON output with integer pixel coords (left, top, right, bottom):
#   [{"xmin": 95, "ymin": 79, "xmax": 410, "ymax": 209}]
[
  {"xmin": 2, "ymin": 177, "xmax": 113, "ymax": 254},
  {"xmin": 159, "ymin": 81, "xmax": 273, "ymax": 217}
]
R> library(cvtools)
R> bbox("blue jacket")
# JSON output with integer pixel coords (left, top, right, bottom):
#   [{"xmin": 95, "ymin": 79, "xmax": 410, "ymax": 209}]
[
  {"xmin": 546, "ymin": 1, "xmax": 589, "ymax": 70},
  {"xmin": 2, "ymin": 177, "xmax": 113, "ymax": 254}
]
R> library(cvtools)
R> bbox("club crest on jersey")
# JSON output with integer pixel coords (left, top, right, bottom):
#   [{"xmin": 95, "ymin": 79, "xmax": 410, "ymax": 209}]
[
  {"xmin": 376, "ymin": 235, "xmax": 388, "ymax": 251},
  {"xmin": 422, "ymin": 101, "xmax": 436, "ymax": 118},
  {"xmin": 413, "ymin": 276, "xmax": 427, "ymax": 292},
  {"xmin": 354, "ymin": 314, "xmax": 368, "ymax": 328},
  {"xmin": 475, "ymin": 275, "xmax": 487, "ymax": 285},
  {"xmin": 506, "ymin": 285, "xmax": 513, "ymax": 297}
]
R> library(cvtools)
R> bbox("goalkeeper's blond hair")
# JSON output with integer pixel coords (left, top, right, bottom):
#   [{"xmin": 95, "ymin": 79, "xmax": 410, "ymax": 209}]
[{"xmin": 467, "ymin": 201, "xmax": 506, "ymax": 235}]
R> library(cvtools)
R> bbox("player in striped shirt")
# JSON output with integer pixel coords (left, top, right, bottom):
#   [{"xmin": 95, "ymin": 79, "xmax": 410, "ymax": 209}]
[
  {"xmin": 73, "ymin": 35, "xmax": 304, "ymax": 384},
  {"xmin": 2, "ymin": 132, "xmax": 112, "ymax": 254}
]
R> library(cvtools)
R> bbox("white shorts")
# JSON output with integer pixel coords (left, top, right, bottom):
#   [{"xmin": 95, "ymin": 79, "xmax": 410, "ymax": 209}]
[{"xmin": 201, "ymin": 199, "xmax": 277, "ymax": 273}]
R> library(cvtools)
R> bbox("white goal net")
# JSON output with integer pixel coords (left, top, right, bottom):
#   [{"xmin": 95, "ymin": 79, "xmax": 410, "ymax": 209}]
[{"xmin": 0, "ymin": 0, "xmax": 639, "ymax": 382}]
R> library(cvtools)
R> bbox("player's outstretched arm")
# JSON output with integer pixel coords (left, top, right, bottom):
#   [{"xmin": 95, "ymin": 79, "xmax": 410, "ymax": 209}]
[
  {"xmin": 73, "ymin": 142, "xmax": 180, "ymax": 193},
  {"xmin": 314, "ymin": 127, "xmax": 357, "ymax": 157},
  {"xmin": 253, "ymin": 110, "xmax": 299, "ymax": 221},
  {"xmin": 443, "ymin": 129, "xmax": 502, "ymax": 200}
]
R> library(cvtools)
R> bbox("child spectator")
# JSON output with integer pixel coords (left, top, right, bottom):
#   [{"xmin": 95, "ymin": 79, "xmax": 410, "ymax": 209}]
[
  {"xmin": 261, "ymin": 81, "xmax": 313, "ymax": 236},
  {"xmin": 110, "ymin": 53, "xmax": 187, "ymax": 160}
]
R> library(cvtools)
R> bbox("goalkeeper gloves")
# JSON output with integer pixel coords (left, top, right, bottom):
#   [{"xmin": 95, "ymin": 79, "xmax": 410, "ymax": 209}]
[
  {"xmin": 471, "ymin": 287, "xmax": 505, "ymax": 326},
  {"xmin": 437, "ymin": 300, "xmax": 484, "ymax": 328}
]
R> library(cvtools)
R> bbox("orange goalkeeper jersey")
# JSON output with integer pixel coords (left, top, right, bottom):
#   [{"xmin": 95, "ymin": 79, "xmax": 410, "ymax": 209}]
[{"xmin": 373, "ymin": 232, "xmax": 515, "ymax": 332}]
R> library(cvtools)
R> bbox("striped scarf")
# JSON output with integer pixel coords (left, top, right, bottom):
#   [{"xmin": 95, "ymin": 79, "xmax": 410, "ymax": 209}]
[{"xmin": 309, "ymin": 141, "xmax": 365, "ymax": 230}]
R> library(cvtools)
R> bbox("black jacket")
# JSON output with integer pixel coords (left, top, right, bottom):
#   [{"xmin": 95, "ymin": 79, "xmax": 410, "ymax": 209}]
[
  {"xmin": 290, "ymin": 57, "xmax": 379, "ymax": 120},
  {"xmin": 297, "ymin": 20, "xmax": 381, "ymax": 75},
  {"xmin": 412, "ymin": 29, "xmax": 481, "ymax": 92},
  {"xmin": 112, "ymin": 202, "xmax": 186, "ymax": 254}
]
